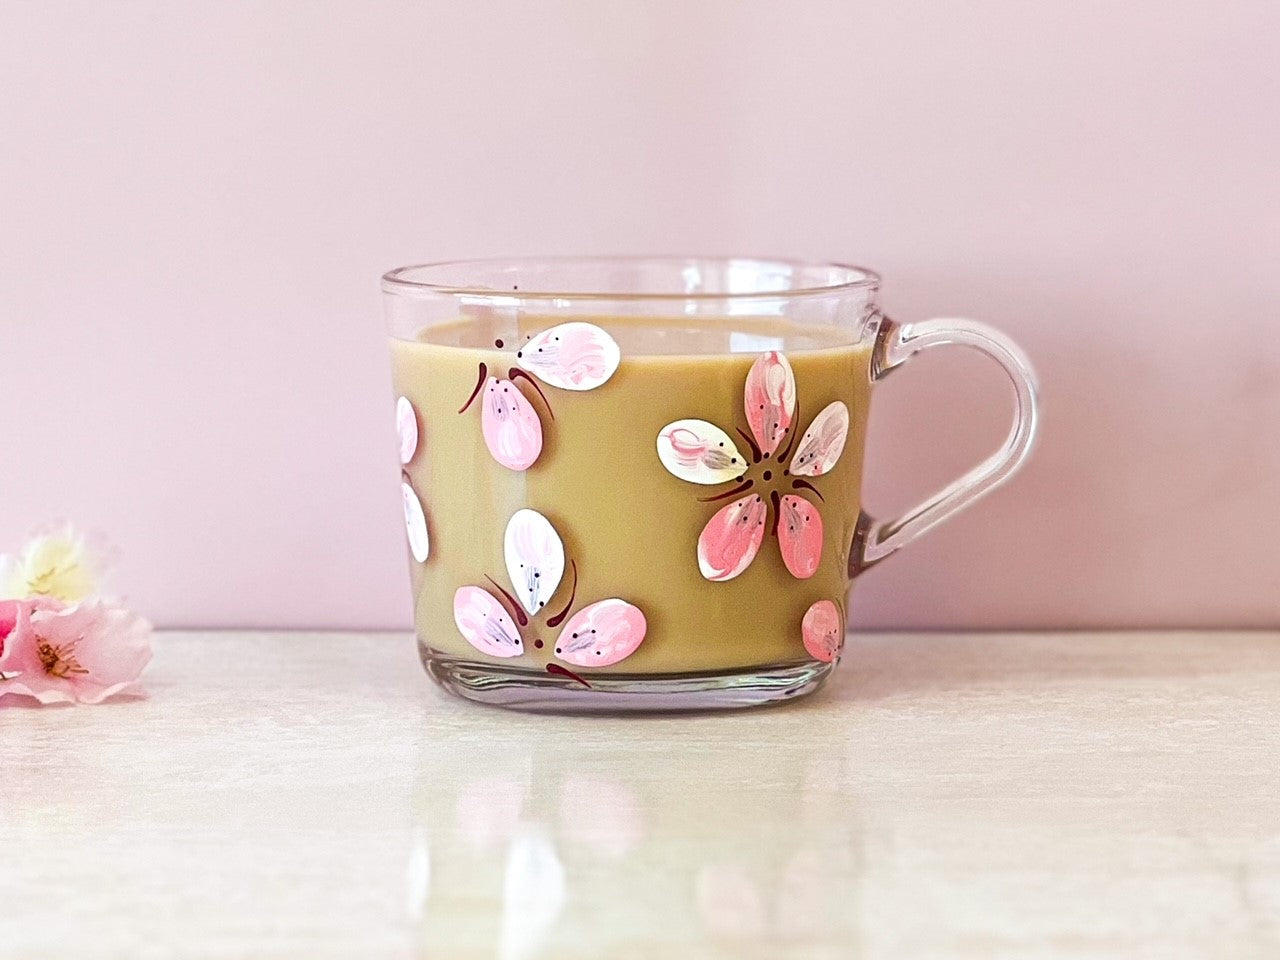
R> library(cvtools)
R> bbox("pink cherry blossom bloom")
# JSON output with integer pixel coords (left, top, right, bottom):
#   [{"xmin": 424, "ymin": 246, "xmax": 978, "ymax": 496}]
[
  {"xmin": 657, "ymin": 351, "xmax": 850, "ymax": 582},
  {"xmin": 0, "ymin": 598, "xmax": 152, "ymax": 705}
]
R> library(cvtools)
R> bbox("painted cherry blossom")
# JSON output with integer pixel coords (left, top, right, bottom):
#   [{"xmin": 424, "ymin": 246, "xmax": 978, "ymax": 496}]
[
  {"xmin": 657, "ymin": 351, "xmax": 850, "ymax": 582},
  {"xmin": 397, "ymin": 395, "xmax": 429, "ymax": 563},
  {"xmin": 0, "ymin": 597, "xmax": 152, "ymax": 705},
  {"xmin": 453, "ymin": 509, "xmax": 646, "ymax": 684},
  {"xmin": 458, "ymin": 322, "xmax": 621, "ymax": 471}
]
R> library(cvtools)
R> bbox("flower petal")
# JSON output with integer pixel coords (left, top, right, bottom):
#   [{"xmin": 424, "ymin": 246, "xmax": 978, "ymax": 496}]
[
  {"xmin": 553, "ymin": 599, "xmax": 646, "ymax": 667},
  {"xmin": 0, "ymin": 598, "xmax": 29, "ymax": 672},
  {"xmin": 481, "ymin": 378, "xmax": 543, "ymax": 471},
  {"xmin": 517, "ymin": 322, "xmax": 621, "ymax": 391},
  {"xmin": 777, "ymin": 494, "xmax": 823, "ymax": 579},
  {"xmin": 402, "ymin": 481, "xmax": 429, "ymax": 563},
  {"xmin": 697, "ymin": 494, "xmax": 766, "ymax": 582},
  {"xmin": 397, "ymin": 395, "xmax": 419, "ymax": 464},
  {"xmin": 1, "ymin": 523, "xmax": 104, "ymax": 603},
  {"xmin": 789, "ymin": 401, "xmax": 849, "ymax": 477},
  {"xmin": 453, "ymin": 586, "xmax": 524, "ymax": 658},
  {"xmin": 801, "ymin": 599, "xmax": 843, "ymax": 662},
  {"xmin": 2, "ymin": 599, "xmax": 152, "ymax": 705},
  {"xmin": 656, "ymin": 419, "xmax": 746, "ymax": 485},
  {"xmin": 504, "ymin": 509, "xmax": 565, "ymax": 615},
  {"xmin": 744, "ymin": 351, "xmax": 796, "ymax": 456}
]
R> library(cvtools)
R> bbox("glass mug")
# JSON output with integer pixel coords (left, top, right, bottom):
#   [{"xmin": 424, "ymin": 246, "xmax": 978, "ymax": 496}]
[{"xmin": 383, "ymin": 257, "xmax": 1038, "ymax": 711}]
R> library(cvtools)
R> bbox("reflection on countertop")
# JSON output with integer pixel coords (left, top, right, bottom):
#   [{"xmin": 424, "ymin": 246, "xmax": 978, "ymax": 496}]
[
  {"xmin": 408, "ymin": 707, "xmax": 863, "ymax": 959},
  {"xmin": 3, "ymin": 631, "xmax": 1279, "ymax": 959}
]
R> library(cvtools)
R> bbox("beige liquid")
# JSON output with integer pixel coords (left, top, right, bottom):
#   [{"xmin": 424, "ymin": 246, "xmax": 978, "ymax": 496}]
[{"xmin": 391, "ymin": 316, "xmax": 873, "ymax": 674}]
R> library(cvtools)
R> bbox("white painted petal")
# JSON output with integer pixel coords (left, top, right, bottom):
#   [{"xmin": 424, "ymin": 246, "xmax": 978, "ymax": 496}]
[
  {"xmin": 656, "ymin": 419, "xmax": 746, "ymax": 485},
  {"xmin": 402, "ymin": 481, "xmax": 429, "ymax": 563},
  {"xmin": 396, "ymin": 395, "xmax": 418, "ymax": 464},
  {"xmin": 789, "ymin": 401, "xmax": 849, "ymax": 477},
  {"xmin": 453, "ymin": 586, "xmax": 524, "ymax": 658},
  {"xmin": 516, "ymin": 323, "xmax": 621, "ymax": 391},
  {"xmin": 504, "ymin": 509, "xmax": 565, "ymax": 615}
]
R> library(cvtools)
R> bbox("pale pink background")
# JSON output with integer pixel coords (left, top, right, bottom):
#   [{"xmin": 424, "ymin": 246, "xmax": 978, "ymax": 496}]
[{"xmin": 2, "ymin": 1, "xmax": 1277, "ymax": 629}]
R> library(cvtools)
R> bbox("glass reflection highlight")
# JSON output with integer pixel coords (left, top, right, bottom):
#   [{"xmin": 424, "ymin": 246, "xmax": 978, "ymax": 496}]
[{"xmin": 409, "ymin": 713, "xmax": 862, "ymax": 959}]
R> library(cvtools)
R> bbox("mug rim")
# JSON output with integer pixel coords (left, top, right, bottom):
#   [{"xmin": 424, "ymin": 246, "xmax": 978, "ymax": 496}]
[{"xmin": 381, "ymin": 255, "xmax": 881, "ymax": 301}]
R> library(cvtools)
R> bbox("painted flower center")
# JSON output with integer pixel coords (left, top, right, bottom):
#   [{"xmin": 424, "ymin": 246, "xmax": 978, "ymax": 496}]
[{"xmin": 36, "ymin": 636, "xmax": 89, "ymax": 678}]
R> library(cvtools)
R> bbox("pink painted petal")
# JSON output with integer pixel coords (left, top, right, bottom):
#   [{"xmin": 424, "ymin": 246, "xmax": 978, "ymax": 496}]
[
  {"xmin": 453, "ymin": 586, "xmax": 524, "ymax": 658},
  {"xmin": 503, "ymin": 509, "xmax": 565, "ymax": 615},
  {"xmin": 402, "ymin": 481, "xmax": 429, "ymax": 563},
  {"xmin": 396, "ymin": 395, "xmax": 419, "ymax": 464},
  {"xmin": 697, "ymin": 494, "xmax": 766, "ymax": 582},
  {"xmin": 801, "ymin": 599, "xmax": 843, "ymax": 662},
  {"xmin": 777, "ymin": 494, "xmax": 824, "ymax": 579},
  {"xmin": 789, "ymin": 401, "xmax": 849, "ymax": 477},
  {"xmin": 2, "ymin": 599, "xmax": 152, "ymax": 705},
  {"xmin": 656, "ymin": 419, "xmax": 746, "ymax": 484},
  {"xmin": 481, "ymin": 377, "xmax": 543, "ymax": 471},
  {"xmin": 517, "ymin": 322, "xmax": 621, "ymax": 391},
  {"xmin": 553, "ymin": 599, "xmax": 646, "ymax": 667},
  {"xmin": 743, "ymin": 351, "xmax": 796, "ymax": 456}
]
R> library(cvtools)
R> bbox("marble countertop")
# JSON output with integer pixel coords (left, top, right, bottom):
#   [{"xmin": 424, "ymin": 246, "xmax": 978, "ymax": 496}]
[{"xmin": 3, "ymin": 631, "xmax": 1278, "ymax": 959}]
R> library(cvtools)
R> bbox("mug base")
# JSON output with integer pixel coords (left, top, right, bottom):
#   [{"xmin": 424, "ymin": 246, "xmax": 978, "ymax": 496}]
[{"xmin": 419, "ymin": 645, "xmax": 835, "ymax": 713}]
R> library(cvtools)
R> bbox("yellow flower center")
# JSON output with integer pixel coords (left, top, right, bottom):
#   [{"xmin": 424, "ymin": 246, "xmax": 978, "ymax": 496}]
[{"xmin": 26, "ymin": 564, "xmax": 66, "ymax": 596}]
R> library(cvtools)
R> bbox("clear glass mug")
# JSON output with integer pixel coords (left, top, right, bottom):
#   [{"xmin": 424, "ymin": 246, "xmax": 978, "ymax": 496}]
[{"xmin": 383, "ymin": 257, "xmax": 1038, "ymax": 711}]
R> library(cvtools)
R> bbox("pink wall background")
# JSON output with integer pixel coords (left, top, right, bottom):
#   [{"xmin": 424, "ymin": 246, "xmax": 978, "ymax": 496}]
[{"xmin": 2, "ymin": 1, "xmax": 1277, "ymax": 629}]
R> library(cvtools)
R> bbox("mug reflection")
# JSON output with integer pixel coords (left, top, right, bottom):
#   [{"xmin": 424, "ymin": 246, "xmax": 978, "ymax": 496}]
[{"xmin": 409, "ymin": 714, "xmax": 863, "ymax": 959}]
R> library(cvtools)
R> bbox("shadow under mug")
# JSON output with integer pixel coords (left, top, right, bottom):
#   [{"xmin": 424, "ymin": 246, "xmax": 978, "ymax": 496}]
[{"xmin": 383, "ymin": 256, "xmax": 1039, "ymax": 711}]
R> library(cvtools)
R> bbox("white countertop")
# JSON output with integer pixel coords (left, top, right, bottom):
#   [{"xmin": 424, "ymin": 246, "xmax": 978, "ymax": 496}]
[{"xmin": 3, "ymin": 631, "xmax": 1278, "ymax": 959}]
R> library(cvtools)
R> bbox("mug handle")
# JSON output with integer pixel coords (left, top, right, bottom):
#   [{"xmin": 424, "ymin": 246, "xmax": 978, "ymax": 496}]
[{"xmin": 848, "ymin": 315, "xmax": 1040, "ymax": 576}]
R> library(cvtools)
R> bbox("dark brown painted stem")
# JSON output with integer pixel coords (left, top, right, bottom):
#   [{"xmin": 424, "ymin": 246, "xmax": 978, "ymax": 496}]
[
  {"xmin": 697, "ymin": 479, "xmax": 754, "ymax": 503},
  {"xmin": 546, "ymin": 560, "xmax": 578, "ymax": 628},
  {"xmin": 458, "ymin": 362, "xmax": 488, "ymax": 414},
  {"xmin": 790, "ymin": 477, "xmax": 824, "ymax": 502},
  {"xmin": 508, "ymin": 367, "xmax": 554, "ymax": 419},
  {"xmin": 546, "ymin": 663, "xmax": 591, "ymax": 688},
  {"xmin": 736, "ymin": 427, "xmax": 762, "ymax": 463},
  {"xmin": 485, "ymin": 575, "xmax": 528, "ymax": 627}
]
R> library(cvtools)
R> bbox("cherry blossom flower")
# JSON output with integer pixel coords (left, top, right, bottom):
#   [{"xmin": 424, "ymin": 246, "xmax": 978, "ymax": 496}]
[
  {"xmin": 0, "ymin": 598, "xmax": 152, "ymax": 705},
  {"xmin": 0, "ymin": 521, "xmax": 108, "ymax": 603},
  {"xmin": 453, "ymin": 509, "xmax": 646, "ymax": 680},
  {"xmin": 458, "ymin": 323, "xmax": 621, "ymax": 471},
  {"xmin": 657, "ymin": 351, "xmax": 850, "ymax": 582}
]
